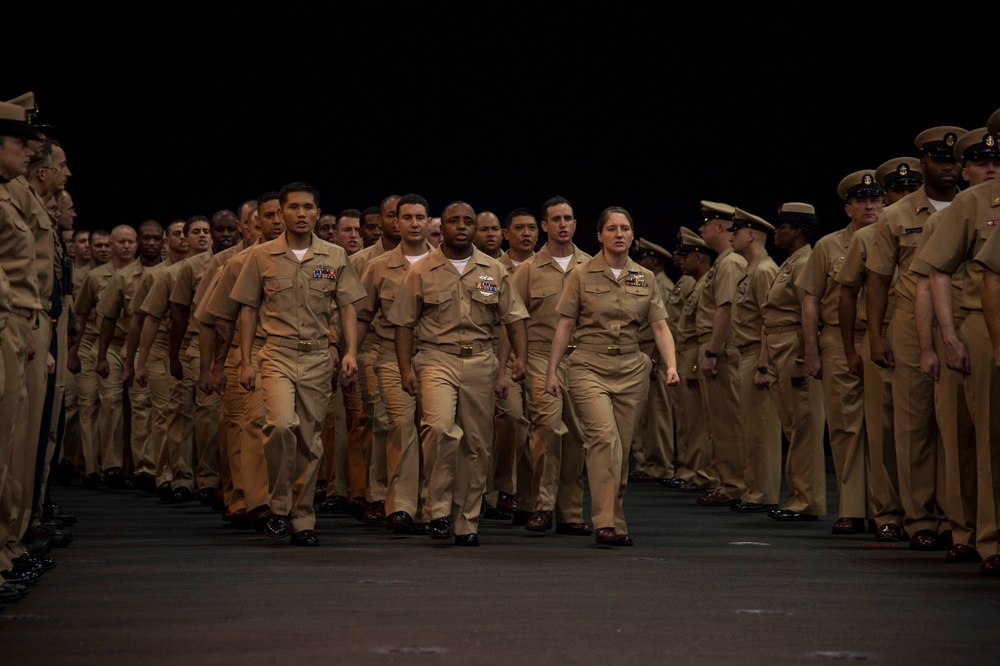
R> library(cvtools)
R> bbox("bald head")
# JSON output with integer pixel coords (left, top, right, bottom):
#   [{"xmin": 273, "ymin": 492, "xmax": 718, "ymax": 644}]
[
  {"xmin": 111, "ymin": 224, "xmax": 137, "ymax": 264},
  {"xmin": 474, "ymin": 211, "xmax": 502, "ymax": 257}
]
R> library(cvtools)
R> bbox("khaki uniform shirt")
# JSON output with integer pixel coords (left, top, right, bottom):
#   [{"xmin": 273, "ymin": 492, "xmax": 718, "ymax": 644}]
[
  {"xmin": 191, "ymin": 241, "xmax": 246, "ymax": 322},
  {"xmin": 132, "ymin": 260, "xmax": 175, "ymax": 339},
  {"xmin": 95, "ymin": 259, "xmax": 152, "ymax": 341},
  {"xmin": 665, "ymin": 274, "xmax": 695, "ymax": 342},
  {"xmin": 732, "ymin": 253, "xmax": 779, "ymax": 348},
  {"xmin": 915, "ymin": 178, "xmax": 1000, "ymax": 312},
  {"xmin": 0, "ymin": 180, "xmax": 41, "ymax": 312},
  {"xmin": 203, "ymin": 245, "xmax": 268, "ymax": 342},
  {"xmin": 762, "ymin": 245, "xmax": 812, "ymax": 330},
  {"xmin": 866, "ymin": 187, "xmax": 938, "ymax": 307},
  {"xmin": 511, "ymin": 244, "xmax": 591, "ymax": 346},
  {"xmin": 639, "ymin": 272, "xmax": 676, "ymax": 348},
  {"xmin": 555, "ymin": 251, "xmax": 667, "ymax": 346},
  {"xmin": 170, "ymin": 249, "xmax": 214, "ymax": 336},
  {"xmin": 695, "ymin": 247, "xmax": 746, "ymax": 338},
  {"xmin": 8, "ymin": 177, "xmax": 55, "ymax": 313},
  {"xmin": 679, "ymin": 274, "xmax": 709, "ymax": 348},
  {"xmin": 908, "ymin": 211, "xmax": 965, "ymax": 320},
  {"xmin": 387, "ymin": 246, "xmax": 528, "ymax": 344},
  {"xmin": 797, "ymin": 223, "xmax": 863, "ymax": 328},
  {"xmin": 974, "ymin": 220, "xmax": 1000, "ymax": 273},
  {"xmin": 75, "ymin": 263, "xmax": 119, "ymax": 339},
  {"xmin": 356, "ymin": 243, "xmax": 433, "ymax": 344},
  {"xmin": 0, "ymin": 267, "xmax": 11, "ymax": 335},
  {"xmin": 230, "ymin": 234, "xmax": 366, "ymax": 341},
  {"xmin": 835, "ymin": 223, "xmax": 894, "ymax": 327}
]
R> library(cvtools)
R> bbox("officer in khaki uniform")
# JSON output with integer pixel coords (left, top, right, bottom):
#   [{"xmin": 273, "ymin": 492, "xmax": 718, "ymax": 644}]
[
  {"xmin": 630, "ymin": 238, "xmax": 678, "ymax": 484},
  {"xmin": 94, "ymin": 221, "xmax": 164, "ymax": 490},
  {"xmin": 918, "ymin": 108, "xmax": 1000, "ymax": 575},
  {"xmin": 232, "ymin": 182, "xmax": 366, "ymax": 546},
  {"xmin": 0, "ymin": 104, "xmax": 44, "ymax": 577},
  {"xmin": 203, "ymin": 192, "xmax": 285, "ymax": 532},
  {"xmin": 673, "ymin": 227, "xmax": 716, "ymax": 493},
  {"xmin": 355, "ymin": 193, "xmax": 434, "ymax": 533},
  {"xmin": 389, "ymin": 201, "xmax": 528, "ymax": 547},
  {"xmin": 727, "ymin": 209, "xmax": 781, "ymax": 513},
  {"xmin": 834, "ymin": 161, "xmax": 920, "ymax": 539},
  {"xmin": 798, "ymin": 170, "xmax": 882, "ymax": 533},
  {"xmin": 695, "ymin": 201, "xmax": 748, "ymax": 506},
  {"xmin": 762, "ymin": 203, "xmax": 827, "ymax": 521},
  {"xmin": 511, "ymin": 196, "xmax": 591, "ymax": 535},
  {"xmin": 546, "ymin": 207, "xmax": 679, "ymax": 546},
  {"xmin": 343, "ymin": 194, "xmax": 399, "ymax": 522},
  {"xmin": 908, "ymin": 129, "xmax": 998, "ymax": 562},
  {"xmin": 867, "ymin": 126, "xmax": 966, "ymax": 550}
]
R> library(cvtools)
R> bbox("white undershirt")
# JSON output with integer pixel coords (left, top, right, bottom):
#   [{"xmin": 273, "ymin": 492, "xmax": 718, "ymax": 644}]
[
  {"xmin": 450, "ymin": 258, "xmax": 470, "ymax": 273},
  {"xmin": 553, "ymin": 255, "xmax": 573, "ymax": 271},
  {"xmin": 405, "ymin": 252, "xmax": 429, "ymax": 264},
  {"xmin": 292, "ymin": 248, "xmax": 308, "ymax": 261},
  {"xmin": 927, "ymin": 198, "xmax": 953, "ymax": 213},
  {"xmin": 611, "ymin": 267, "xmax": 623, "ymax": 278}
]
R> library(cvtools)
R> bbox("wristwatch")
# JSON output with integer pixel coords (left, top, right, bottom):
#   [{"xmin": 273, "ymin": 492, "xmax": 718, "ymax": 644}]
[{"xmin": 704, "ymin": 350, "xmax": 718, "ymax": 358}]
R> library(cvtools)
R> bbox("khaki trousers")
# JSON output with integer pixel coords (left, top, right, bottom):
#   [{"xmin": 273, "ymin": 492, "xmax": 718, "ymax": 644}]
[
  {"xmin": 320, "ymin": 388, "xmax": 352, "ymax": 498},
  {"xmin": 486, "ymin": 356, "xmax": 531, "ymax": 510},
  {"xmin": 377, "ymin": 346, "xmax": 425, "ymax": 518},
  {"xmin": 0, "ymin": 314, "xmax": 32, "ymax": 568},
  {"xmin": 360, "ymin": 347, "xmax": 388, "ymax": 503},
  {"xmin": 936, "ymin": 325, "xmax": 977, "ymax": 548},
  {"xmin": 861, "ymin": 329, "xmax": 904, "ymax": 529},
  {"xmin": 698, "ymin": 341, "xmax": 745, "ymax": 498},
  {"xmin": 238, "ymin": 339, "xmax": 273, "ymax": 513},
  {"xmin": 97, "ymin": 339, "xmax": 125, "ymax": 473},
  {"xmin": 632, "ymin": 357, "xmax": 676, "ymax": 480},
  {"xmin": 184, "ymin": 337, "xmax": 221, "ymax": 490},
  {"xmin": 739, "ymin": 345, "xmax": 781, "ymax": 505},
  {"xmin": 218, "ymin": 349, "xmax": 244, "ymax": 512},
  {"xmin": 76, "ymin": 335, "xmax": 102, "ymax": 476},
  {"xmin": 676, "ymin": 346, "xmax": 713, "ymax": 486}
]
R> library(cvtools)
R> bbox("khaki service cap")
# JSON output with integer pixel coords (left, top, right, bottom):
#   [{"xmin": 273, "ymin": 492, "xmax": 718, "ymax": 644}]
[
  {"xmin": 838, "ymin": 170, "xmax": 882, "ymax": 201},
  {"xmin": 988, "ymin": 108, "xmax": 1000, "ymax": 143},
  {"xmin": 875, "ymin": 157, "xmax": 923, "ymax": 189},
  {"xmin": 953, "ymin": 128, "xmax": 1000, "ymax": 162},
  {"xmin": 915, "ymin": 126, "xmax": 967, "ymax": 158},
  {"xmin": 728, "ymin": 208, "xmax": 774, "ymax": 233},
  {"xmin": 633, "ymin": 237, "xmax": 673, "ymax": 261},
  {"xmin": 699, "ymin": 200, "xmax": 735, "ymax": 223},
  {"xmin": 0, "ymin": 101, "xmax": 43, "ymax": 142}
]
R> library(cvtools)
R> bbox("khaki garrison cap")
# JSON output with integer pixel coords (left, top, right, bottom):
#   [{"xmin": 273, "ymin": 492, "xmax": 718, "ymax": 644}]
[
  {"xmin": 0, "ymin": 101, "xmax": 44, "ymax": 142},
  {"xmin": 774, "ymin": 202, "xmax": 820, "ymax": 239},
  {"xmin": 954, "ymin": 128, "xmax": 1000, "ymax": 162},
  {"xmin": 838, "ymin": 170, "xmax": 882, "ymax": 201},
  {"xmin": 915, "ymin": 126, "xmax": 967, "ymax": 158},
  {"xmin": 699, "ymin": 200, "xmax": 735, "ymax": 223},
  {"xmin": 876, "ymin": 157, "xmax": 923, "ymax": 189},
  {"xmin": 675, "ymin": 226, "xmax": 714, "ymax": 256},
  {"xmin": 729, "ymin": 208, "xmax": 774, "ymax": 233},
  {"xmin": 633, "ymin": 237, "xmax": 673, "ymax": 261},
  {"xmin": 988, "ymin": 109, "xmax": 1000, "ymax": 143}
]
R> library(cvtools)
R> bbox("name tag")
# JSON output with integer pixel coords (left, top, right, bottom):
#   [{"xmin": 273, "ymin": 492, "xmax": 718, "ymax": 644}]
[{"xmin": 903, "ymin": 227, "xmax": 923, "ymax": 235}]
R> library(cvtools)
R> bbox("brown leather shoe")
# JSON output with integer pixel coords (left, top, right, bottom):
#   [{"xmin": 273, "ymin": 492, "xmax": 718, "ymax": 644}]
[
  {"xmin": 831, "ymin": 517, "xmax": 866, "ymax": 534},
  {"xmin": 679, "ymin": 481, "xmax": 711, "ymax": 494},
  {"xmin": 979, "ymin": 554, "xmax": 1000, "ymax": 576},
  {"xmin": 595, "ymin": 527, "xmax": 617, "ymax": 545},
  {"xmin": 555, "ymin": 522, "xmax": 593, "ymax": 536},
  {"xmin": 697, "ymin": 490, "xmax": 740, "ymax": 507},
  {"xmin": 496, "ymin": 491, "xmax": 518, "ymax": 514},
  {"xmin": 945, "ymin": 544, "xmax": 982, "ymax": 563},
  {"xmin": 874, "ymin": 524, "xmax": 903, "ymax": 542},
  {"xmin": 525, "ymin": 510, "xmax": 552, "ymax": 533},
  {"xmin": 615, "ymin": 534, "xmax": 634, "ymax": 547},
  {"xmin": 362, "ymin": 500, "xmax": 386, "ymax": 524},
  {"xmin": 909, "ymin": 529, "xmax": 938, "ymax": 550}
]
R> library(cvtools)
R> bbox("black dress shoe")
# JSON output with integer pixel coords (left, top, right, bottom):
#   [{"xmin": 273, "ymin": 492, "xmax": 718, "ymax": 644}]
[
  {"xmin": 874, "ymin": 523, "xmax": 903, "ymax": 542},
  {"xmin": 13, "ymin": 553, "xmax": 56, "ymax": 572},
  {"xmin": 290, "ymin": 530, "xmax": 319, "ymax": 547},
  {"xmin": 362, "ymin": 500, "xmax": 386, "ymax": 524},
  {"xmin": 831, "ymin": 517, "xmax": 866, "ymax": 534},
  {"xmin": 412, "ymin": 523, "xmax": 429, "ymax": 535},
  {"xmin": 697, "ymin": 491, "xmax": 740, "ymax": 507},
  {"xmin": 525, "ymin": 510, "xmax": 553, "ymax": 533},
  {"xmin": 45, "ymin": 503, "xmax": 78, "ymax": 527},
  {"xmin": 103, "ymin": 467, "xmax": 126, "ymax": 490},
  {"xmin": 595, "ymin": 527, "xmax": 617, "ymax": 545},
  {"xmin": 480, "ymin": 499, "xmax": 513, "ymax": 520},
  {"xmin": 132, "ymin": 472, "xmax": 156, "ymax": 493},
  {"xmin": 980, "ymin": 554, "xmax": 1000, "ymax": 576},
  {"xmin": 427, "ymin": 517, "xmax": 452, "ymax": 540},
  {"xmin": 910, "ymin": 529, "xmax": 938, "ymax": 550},
  {"xmin": 455, "ymin": 533, "xmax": 479, "ymax": 547},
  {"xmin": 1, "ymin": 568, "xmax": 41, "ymax": 586},
  {"xmin": 319, "ymin": 494, "xmax": 350, "ymax": 514},
  {"xmin": 157, "ymin": 483, "xmax": 175, "ymax": 503},
  {"xmin": 230, "ymin": 509, "xmax": 254, "ymax": 530},
  {"xmin": 678, "ymin": 481, "xmax": 711, "ymax": 494},
  {"xmin": 194, "ymin": 487, "xmax": 219, "ymax": 506},
  {"xmin": 387, "ymin": 511, "xmax": 415, "ymax": 534},
  {"xmin": 346, "ymin": 497, "xmax": 369, "ymax": 520},
  {"xmin": 555, "ymin": 522, "xmax": 593, "ymax": 536},
  {"xmin": 768, "ymin": 509, "xmax": 819, "ymax": 522},
  {"xmin": 946, "ymin": 544, "xmax": 982, "ymax": 563},
  {"xmin": 248, "ymin": 506, "xmax": 271, "ymax": 534},
  {"xmin": 313, "ymin": 482, "xmax": 327, "ymax": 504},
  {"xmin": 171, "ymin": 486, "xmax": 193, "ymax": 503},
  {"xmin": 20, "ymin": 536, "xmax": 51, "ymax": 557},
  {"xmin": 265, "ymin": 514, "xmax": 291, "ymax": 539},
  {"xmin": 731, "ymin": 501, "xmax": 777, "ymax": 513},
  {"xmin": 28, "ymin": 525, "xmax": 72, "ymax": 548},
  {"xmin": 0, "ymin": 581, "xmax": 28, "ymax": 602},
  {"xmin": 660, "ymin": 477, "xmax": 686, "ymax": 489},
  {"xmin": 82, "ymin": 473, "xmax": 102, "ymax": 489}
]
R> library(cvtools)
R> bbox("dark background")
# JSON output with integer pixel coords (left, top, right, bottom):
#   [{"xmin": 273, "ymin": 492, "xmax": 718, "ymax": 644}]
[{"xmin": 6, "ymin": 5, "xmax": 991, "ymax": 263}]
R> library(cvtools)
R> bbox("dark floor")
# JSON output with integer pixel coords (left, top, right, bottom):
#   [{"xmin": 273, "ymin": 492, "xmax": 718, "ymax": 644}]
[{"xmin": 5, "ymin": 470, "xmax": 1000, "ymax": 666}]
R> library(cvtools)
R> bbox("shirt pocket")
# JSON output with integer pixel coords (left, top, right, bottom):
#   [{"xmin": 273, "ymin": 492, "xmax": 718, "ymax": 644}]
[
  {"xmin": 424, "ymin": 289, "xmax": 455, "ymax": 326},
  {"xmin": 623, "ymin": 285, "xmax": 650, "ymax": 320},
  {"xmin": 308, "ymin": 278, "xmax": 336, "ymax": 311},
  {"xmin": 264, "ymin": 276, "xmax": 293, "ymax": 295},
  {"xmin": 469, "ymin": 288, "xmax": 499, "ymax": 325}
]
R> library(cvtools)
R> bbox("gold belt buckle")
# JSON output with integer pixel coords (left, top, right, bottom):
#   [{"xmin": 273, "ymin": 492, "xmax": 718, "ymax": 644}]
[
  {"xmin": 607, "ymin": 346, "xmax": 621, "ymax": 355},
  {"xmin": 297, "ymin": 340, "xmax": 313, "ymax": 352},
  {"xmin": 460, "ymin": 345, "xmax": 473, "ymax": 357},
  {"xmin": 565, "ymin": 344, "xmax": 577, "ymax": 355}
]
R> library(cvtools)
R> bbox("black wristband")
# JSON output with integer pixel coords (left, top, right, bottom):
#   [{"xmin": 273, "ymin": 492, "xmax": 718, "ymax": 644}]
[
  {"xmin": 704, "ymin": 350, "xmax": 718, "ymax": 358},
  {"xmin": 757, "ymin": 366, "xmax": 768, "ymax": 374}
]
